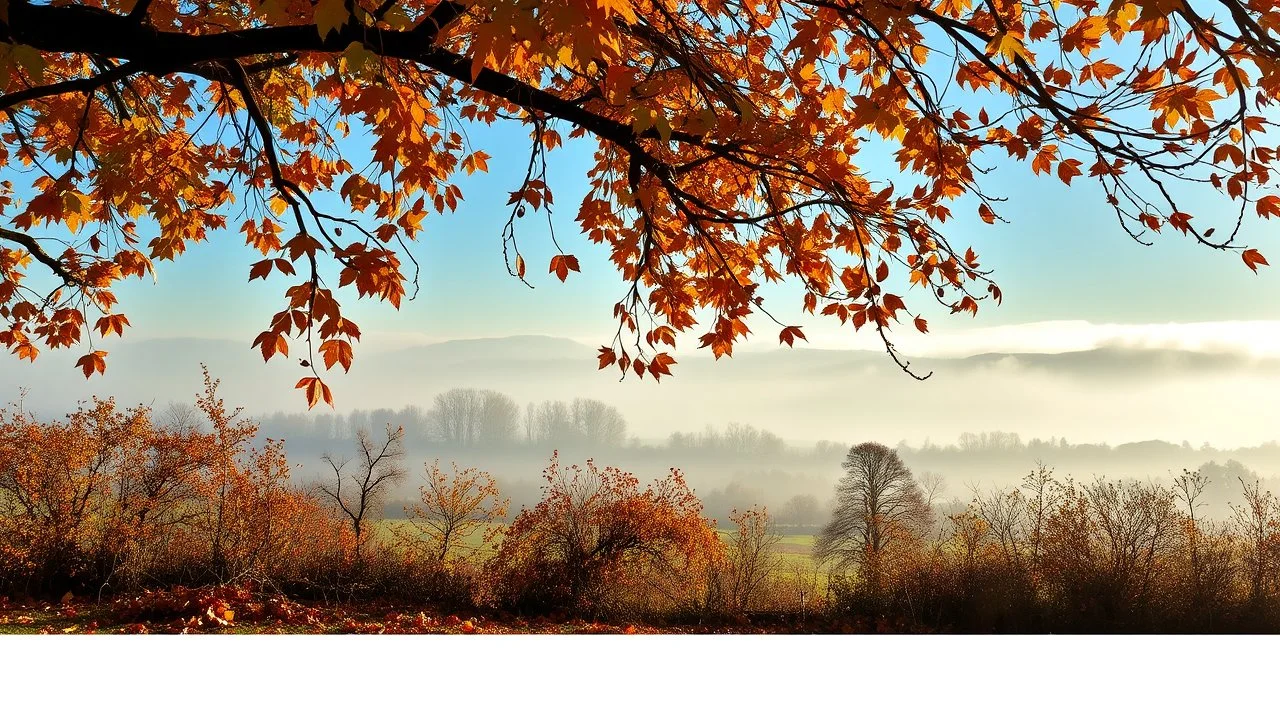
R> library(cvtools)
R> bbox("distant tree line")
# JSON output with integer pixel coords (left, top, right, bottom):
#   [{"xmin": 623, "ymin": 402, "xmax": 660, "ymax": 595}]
[
  {"xmin": 256, "ymin": 389, "xmax": 631, "ymax": 451},
  {"xmin": 255, "ymin": 390, "xmax": 1280, "ymax": 473}
]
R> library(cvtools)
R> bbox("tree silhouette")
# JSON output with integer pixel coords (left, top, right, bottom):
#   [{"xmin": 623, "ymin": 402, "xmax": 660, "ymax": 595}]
[
  {"xmin": 815, "ymin": 442, "xmax": 932, "ymax": 589},
  {"xmin": 318, "ymin": 425, "xmax": 407, "ymax": 562}
]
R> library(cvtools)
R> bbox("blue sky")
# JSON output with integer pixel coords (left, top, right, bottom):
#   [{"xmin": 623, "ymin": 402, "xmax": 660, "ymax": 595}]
[
  {"xmin": 93, "ymin": 114, "xmax": 1280, "ymax": 361},
  {"xmin": 4, "ymin": 48, "xmax": 1279, "ymax": 443}
]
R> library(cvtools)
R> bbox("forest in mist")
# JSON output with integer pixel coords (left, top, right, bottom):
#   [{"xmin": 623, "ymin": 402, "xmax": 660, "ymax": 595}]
[
  {"xmin": 6, "ymin": 335, "xmax": 1280, "ymax": 526},
  {"xmin": 6, "ymin": 334, "xmax": 1280, "ymax": 451},
  {"xmin": 252, "ymin": 394, "xmax": 1280, "ymax": 524}
]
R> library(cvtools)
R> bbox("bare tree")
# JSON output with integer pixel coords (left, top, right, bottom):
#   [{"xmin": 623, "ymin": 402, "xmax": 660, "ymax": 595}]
[
  {"xmin": 1233, "ymin": 478, "xmax": 1280, "ymax": 609},
  {"xmin": 1173, "ymin": 469, "xmax": 1210, "ymax": 575},
  {"xmin": 532, "ymin": 400, "xmax": 574, "ymax": 445},
  {"xmin": 1082, "ymin": 479, "xmax": 1180, "ymax": 604},
  {"xmin": 318, "ymin": 425, "xmax": 407, "ymax": 562},
  {"xmin": 975, "ymin": 487, "xmax": 1029, "ymax": 575},
  {"xmin": 427, "ymin": 388, "xmax": 481, "ymax": 445},
  {"xmin": 523, "ymin": 402, "xmax": 536, "ymax": 444},
  {"xmin": 724, "ymin": 505, "xmax": 782, "ymax": 613},
  {"xmin": 814, "ymin": 442, "xmax": 932, "ymax": 588},
  {"xmin": 1020, "ymin": 462, "xmax": 1062, "ymax": 569}
]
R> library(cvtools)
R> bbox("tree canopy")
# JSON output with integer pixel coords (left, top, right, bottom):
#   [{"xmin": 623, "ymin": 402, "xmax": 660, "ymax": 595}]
[{"xmin": 1, "ymin": 0, "xmax": 1277, "ymax": 406}]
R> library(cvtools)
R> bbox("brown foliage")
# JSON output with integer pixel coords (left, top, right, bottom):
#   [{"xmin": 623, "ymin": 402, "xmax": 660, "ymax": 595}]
[
  {"xmin": 0, "ymin": 369, "xmax": 349, "ymax": 596},
  {"xmin": 486, "ymin": 452, "xmax": 721, "ymax": 617},
  {"xmin": 401, "ymin": 461, "xmax": 508, "ymax": 564}
]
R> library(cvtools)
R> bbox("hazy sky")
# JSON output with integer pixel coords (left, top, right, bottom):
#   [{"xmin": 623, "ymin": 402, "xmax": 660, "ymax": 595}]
[
  {"xmin": 5, "ymin": 113, "xmax": 1280, "ymax": 454},
  {"xmin": 53, "ymin": 117, "xmax": 1277, "ymax": 359}
]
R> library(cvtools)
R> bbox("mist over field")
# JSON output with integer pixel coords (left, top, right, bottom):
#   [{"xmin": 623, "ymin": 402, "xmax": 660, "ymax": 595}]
[{"xmin": 5, "ymin": 332, "xmax": 1279, "ymax": 518}]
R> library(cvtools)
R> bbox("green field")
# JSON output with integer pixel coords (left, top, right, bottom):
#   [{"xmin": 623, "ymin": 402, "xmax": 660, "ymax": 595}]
[
  {"xmin": 376, "ymin": 520, "xmax": 506, "ymax": 560},
  {"xmin": 381, "ymin": 520, "xmax": 821, "ymax": 569},
  {"xmin": 378, "ymin": 520, "xmax": 828, "ymax": 603}
]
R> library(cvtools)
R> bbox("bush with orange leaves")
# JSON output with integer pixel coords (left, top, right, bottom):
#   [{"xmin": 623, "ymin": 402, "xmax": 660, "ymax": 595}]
[
  {"xmin": 0, "ymin": 396, "xmax": 144, "ymax": 593},
  {"xmin": 485, "ymin": 453, "xmax": 722, "ymax": 618},
  {"xmin": 0, "ymin": 369, "xmax": 350, "ymax": 597}
]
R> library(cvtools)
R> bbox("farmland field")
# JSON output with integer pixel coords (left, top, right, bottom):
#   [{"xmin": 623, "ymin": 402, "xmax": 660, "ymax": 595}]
[{"xmin": 379, "ymin": 520, "xmax": 822, "ymax": 568}]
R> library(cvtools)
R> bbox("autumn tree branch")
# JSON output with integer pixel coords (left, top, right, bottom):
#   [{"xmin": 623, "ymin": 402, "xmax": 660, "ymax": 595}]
[{"xmin": 0, "ymin": 228, "xmax": 83, "ymax": 286}]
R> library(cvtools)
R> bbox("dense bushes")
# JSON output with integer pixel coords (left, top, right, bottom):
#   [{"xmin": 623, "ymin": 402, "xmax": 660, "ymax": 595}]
[
  {"xmin": 0, "ymin": 371, "xmax": 351, "ymax": 597},
  {"xmin": 827, "ymin": 463, "xmax": 1280, "ymax": 632},
  {"xmin": 484, "ymin": 453, "xmax": 722, "ymax": 618}
]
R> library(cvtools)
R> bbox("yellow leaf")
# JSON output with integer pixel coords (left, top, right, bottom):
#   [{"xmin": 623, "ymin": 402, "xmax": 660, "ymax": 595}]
[
  {"xmin": 9, "ymin": 43, "xmax": 45, "ymax": 82},
  {"xmin": 342, "ymin": 41, "xmax": 377, "ymax": 76},
  {"xmin": 630, "ymin": 107, "xmax": 655, "ymax": 136},
  {"xmin": 654, "ymin": 114, "xmax": 673, "ymax": 143},
  {"xmin": 987, "ymin": 33, "xmax": 1035, "ymax": 65},
  {"xmin": 314, "ymin": 0, "xmax": 348, "ymax": 39},
  {"xmin": 382, "ymin": 5, "xmax": 412, "ymax": 29},
  {"xmin": 253, "ymin": 0, "xmax": 290, "ymax": 23},
  {"xmin": 599, "ymin": 0, "xmax": 638, "ymax": 24}
]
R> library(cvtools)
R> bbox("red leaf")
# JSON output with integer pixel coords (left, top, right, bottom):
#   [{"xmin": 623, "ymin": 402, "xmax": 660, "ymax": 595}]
[
  {"xmin": 597, "ymin": 346, "xmax": 617, "ymax": 370},
  {"xmin": 549, "ymin": 254, "xmax": 580, "ymax": 282},
  {"xmin": 295, "ymin": 376, "xmax": 333, "ymax": 409},
  {"xmin": 778, "ymin": 326, "xmax": 807, "ymax": 347},
  {"xmin": 252, "ymin": 331, "xmax": 288, "ymax": 362},
  {"xmin": 75, "ymin": 350, "xmax": 107, "ymax": 378},
  {"xmin": 1243, "ymin": 248, "xmax": 1269, "ymax": 273},
  {"xmin": 1257, "ymin": 196, "xmax": 1280, "ymax": 219},
  {"xmin": 249, "ymin": 259, "xmax": 274, "ymax": 282}
]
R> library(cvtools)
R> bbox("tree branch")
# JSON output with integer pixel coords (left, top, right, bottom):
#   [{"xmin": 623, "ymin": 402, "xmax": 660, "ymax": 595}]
[{"xmin": 0, "ymin": 227, "xmax": 82, "ymax": 286}]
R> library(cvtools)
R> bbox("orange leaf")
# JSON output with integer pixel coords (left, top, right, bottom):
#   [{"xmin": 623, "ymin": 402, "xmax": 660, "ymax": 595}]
[
  {"xmin": 1243, "ymin": 248, "xmax": 1269, "ymax": 273},
  {"xmin": 295, "ymin": 376, "xmax": 333, "ymax": 409},
  {"xmin": 1057, "ymin": 159, "xmax": 1082, "ymax": 185},
  {"xmin": 252, "ymin": 331, "xmax": 288, "ymax": 362},
  {"xmin": 1257, "ymin": 196, "xmax": 1280, "ymax": 219},
  {"xmin": 549, "ymin": 254, "xmax": 580, "ymax": 282},
  {"xmin": 75, "ymin": 351, "xmax": 107, "ymax": 378},
  {"xmin": 93, "ymin": 314, "xmax": 129, "ymax": 338},
  {"xmin": 319, "ymin": 339, "xmax": 353, "ymax": 372},
  {"xmin": 778, "ymin": 326, "xmax": 806, "ymax": 347},
  {"xmin": 648, "ymin": 352, "xmax": 676, "ymax": 380}
]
